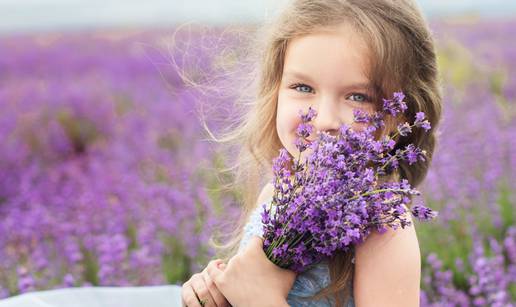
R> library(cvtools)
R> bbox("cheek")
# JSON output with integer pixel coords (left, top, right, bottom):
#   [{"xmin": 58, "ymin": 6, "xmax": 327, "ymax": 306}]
[{"xmin": 276, "ymin": 99, "xmax": 303, "ymax": 146}]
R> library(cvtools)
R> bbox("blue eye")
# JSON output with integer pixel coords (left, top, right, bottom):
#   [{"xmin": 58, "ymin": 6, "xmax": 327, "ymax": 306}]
[
  {"xmin": 290, "ymin": 83, "xmax": 314, "ymax": 94},
  {"xmin": 348, "ymin": 93, "xmax": 370, "ymax": 103}
]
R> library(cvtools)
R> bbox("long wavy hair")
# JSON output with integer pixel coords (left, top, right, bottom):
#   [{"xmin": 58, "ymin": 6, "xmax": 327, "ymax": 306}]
[{"xmin": 173, "ymin": 0, "xmax": 443, "ymax": 305}]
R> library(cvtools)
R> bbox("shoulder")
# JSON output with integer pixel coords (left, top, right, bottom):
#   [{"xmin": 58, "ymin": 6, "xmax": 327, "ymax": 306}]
[
  {"xmin": 353, "ymin": 204, "xmax": 421, "ymax": 307},
  {"xmin": 256, "ymin": 182, "xmax": 275, "ymax": 208}
]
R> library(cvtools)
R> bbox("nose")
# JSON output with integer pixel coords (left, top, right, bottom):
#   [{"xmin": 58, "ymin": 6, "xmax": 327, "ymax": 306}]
[{"xmin": 310, "ymin": 96, "xmax": 347, "ymax": 137}]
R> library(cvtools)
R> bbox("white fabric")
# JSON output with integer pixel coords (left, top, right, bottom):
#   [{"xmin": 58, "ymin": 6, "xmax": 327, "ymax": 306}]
[{"xmin": 0, "ymin": 285, "xmax": 183, "ymax": 307}]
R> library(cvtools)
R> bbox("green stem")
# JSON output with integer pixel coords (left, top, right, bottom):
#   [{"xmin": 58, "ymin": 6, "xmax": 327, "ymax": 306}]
[{"xmin": 348, "ymin": 188, "xmax": 411, "ymax": 201}]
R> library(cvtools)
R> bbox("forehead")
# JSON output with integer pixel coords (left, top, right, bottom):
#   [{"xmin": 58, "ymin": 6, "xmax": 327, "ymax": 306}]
[{"xmin": 282, "ymin": 24, "xmax": 371, "ymax": 84}]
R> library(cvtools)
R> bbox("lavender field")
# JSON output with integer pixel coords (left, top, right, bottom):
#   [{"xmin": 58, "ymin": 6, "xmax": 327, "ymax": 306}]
[{"xmin": 0, "ymin": 18, "xmax": 515, "ymax": 306}]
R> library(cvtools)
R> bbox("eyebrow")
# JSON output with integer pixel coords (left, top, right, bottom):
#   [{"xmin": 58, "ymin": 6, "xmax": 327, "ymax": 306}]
[{"xmin": 283, "ymin": 70, "xmax": 372, "ymax": 90}]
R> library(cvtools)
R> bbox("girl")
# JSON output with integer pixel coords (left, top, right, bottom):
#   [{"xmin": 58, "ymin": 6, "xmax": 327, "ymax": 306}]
[{"xmin": 181, "ymin": 0, "xmax": 442, "ymax": 306}]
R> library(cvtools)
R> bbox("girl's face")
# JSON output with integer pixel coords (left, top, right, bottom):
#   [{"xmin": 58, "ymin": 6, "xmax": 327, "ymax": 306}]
[{"xmin": 276, "ymin": 23, "xmax": 376, "ymax": 159}]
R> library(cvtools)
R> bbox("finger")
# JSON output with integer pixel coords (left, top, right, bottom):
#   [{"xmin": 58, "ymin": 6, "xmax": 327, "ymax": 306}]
[
  {"xmin": 191, "ymin": 284, "xmax": 207, "ymax": 307},
  {"xmin": 206, "ymin": 258, "xmax": 225, "ymax": 271},
  {"xmin": 191, "ymin": 274, "xmax": 217, "ymax": 307},
  {"xmin": 181, "ymin": 284, "xmax": 202, "ymax": 307},
  {"xmin": 206, "ymin": 260, "xmax": 225, "ymax": 287},
  {"xmin": 203, "ymin": 266, "xmax": 230, "ymax": 307},
  {"xmin": 208, "ymin": 259, "xmax": 225, "ymax": 269},
  {"xmin": 180, "ymin": 282, "xmax": 189, "ymax": 307}
]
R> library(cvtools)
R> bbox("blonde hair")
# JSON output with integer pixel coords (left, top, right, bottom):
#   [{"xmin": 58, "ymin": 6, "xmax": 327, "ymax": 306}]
[{"xmin": 172, "ymin": 0, "xmax": 443, "ymax": 305}]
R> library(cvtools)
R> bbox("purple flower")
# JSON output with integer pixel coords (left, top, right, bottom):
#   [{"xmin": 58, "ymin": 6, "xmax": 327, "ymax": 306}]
[
  {"xmin": 411, "ymin": 203, "xmax": 439, "ymax": 221},
  {"xmin": 353, "ymin": 109, "xmax": 370, "ymax": 123},
  {"xmin": 383, "ymin": 91, "xmax": 408, "ymax": 116},
  {"xmin": 299, "ymin": 107, "xmax": 317, "ymax": 123},
  {"xmin": 414, "ymin": 112, "xmax": 432, "ymax": 132},
  {"xmin": 263, "ymin": 92, "xmax": 437, "ymax": 273},
  {"xmin": 415, "ymin": 112, "xmax": 426, "ymax": 122},
  {"xmin": 397, "ymin": 122, "xmax": 412, "ymax": 137},
  {"xmin": 295, "ymin": 123, "xmax": 314, "ymax": 139},
  {"xmin": 403, "ymin": 144, "xmax": 426, "ymax": 165}
]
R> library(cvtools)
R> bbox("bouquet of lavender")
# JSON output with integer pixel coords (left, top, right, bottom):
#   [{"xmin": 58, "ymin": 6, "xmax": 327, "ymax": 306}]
[{"xmin": 261, "ymin": 92, "xmax": 438, "ymax": 273}]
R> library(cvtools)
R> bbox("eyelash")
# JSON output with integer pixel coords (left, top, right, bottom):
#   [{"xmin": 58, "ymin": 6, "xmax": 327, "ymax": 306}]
[{"xmin": 289, "ymin": 83, "xmax": 372, "ymax": 103}]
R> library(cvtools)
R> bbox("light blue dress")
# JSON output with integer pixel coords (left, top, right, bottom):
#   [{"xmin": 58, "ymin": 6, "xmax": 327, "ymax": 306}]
[{"xmin": 238, "ymin": 196, "xmax": 356, "ymax": 307}]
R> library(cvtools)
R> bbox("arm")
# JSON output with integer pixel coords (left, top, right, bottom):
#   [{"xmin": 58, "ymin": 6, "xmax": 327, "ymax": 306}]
[
  {"xmin": 256, "ymin": 181, "xmax": 275, "ymax": 210},
  {"xmin": 206, "ymin": 182, "xmax": 295, "ymax": 307},
  {"xmin": 207, "ymin": 236, "xmax": 295, "ymax": 307},
  {"xmin": 353, "ymin": 204, "xmax": 421, "ymax": 307}
]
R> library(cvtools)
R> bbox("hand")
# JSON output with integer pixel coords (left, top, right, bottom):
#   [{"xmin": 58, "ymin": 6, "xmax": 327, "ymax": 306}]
[
  {"xmin": 181, "ymin": 260, "xmax": 231, "ymax": 307},
  {"xmin": 207, "ymin": 236, "xmax": 297, "ymax": 307}
]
